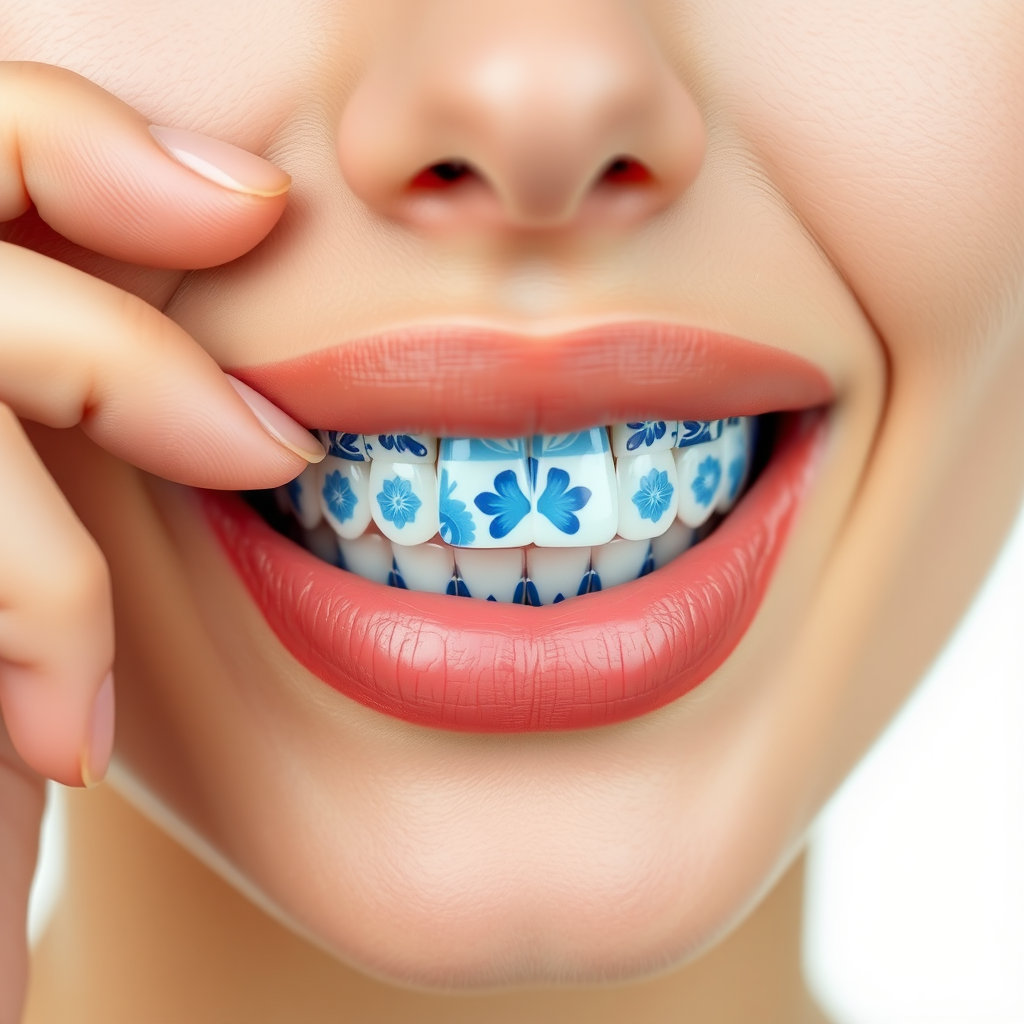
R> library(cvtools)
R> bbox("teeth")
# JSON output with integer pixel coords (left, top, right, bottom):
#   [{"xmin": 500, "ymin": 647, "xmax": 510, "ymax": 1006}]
[
  {"xmin": 525, "ymin": 546, "xmax": 592, "ymax": 605},
  {"xmin": 363, "ymin": 433, "xmax": 437, "ymax": 464},
  {"xmin": 454, "ymin": 547, "xmax": 526, "ymax": 603},
  {"xmin": 675, "ymin": 419, "xmax": 725, "ymax": 448},
  {"xmin": 437, "ymin": 438, "xmax": 534, "ymax": 548},
  {"xmin": 391, "ymin": 538, "xmax": 456, "ymax": 594},
  {"xmin": 303, "ymin": 523, "xmax": 342, "ymax": 565},
  {"xmin": 283, "ymin": 464, "xmax": 323, "ymax": 530},
  {"xmin": 650, "ymin": 519, "xmax": 696, "ymax": 569},
  {"xmin": 337, "ymin": 533, "xmax": 393, "ymax": 585},
  {"xmin": 615, "ymin": 449, "xmax": 679, "ymax": 541},
  {"xmin": 530, "ymin": 429, "xmax": 618, "ymax": 548},
  {"xmin": 317, "ymin": 430, "xmax": 371, "ymax": 463},
  {"xmin": 716, "ymin": 417, "xmax": 754, "ymax": 513},
  {"xmin": 317, "ymin": 457, "xmax": 372, "ymax": 539},
  {"xmin": 590, "ymin": 537, "xmax": 651, "ymax": 591},
  {"xmin": 675, "ymin": 434, "xmax": 726, "ymax": 528},
  {"xmin": 610, "ymin": 420, "xmax": 677, "ymax": 457},
  {"xmin": 369, "ymin": 460, "xmax": 441, "ymax": 546}
]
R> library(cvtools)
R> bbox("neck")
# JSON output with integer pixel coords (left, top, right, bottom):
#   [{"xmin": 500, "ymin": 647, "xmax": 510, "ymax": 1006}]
[{"xmin": 27, "ymin": 786, "xmax": 830, "ymax": 1024}]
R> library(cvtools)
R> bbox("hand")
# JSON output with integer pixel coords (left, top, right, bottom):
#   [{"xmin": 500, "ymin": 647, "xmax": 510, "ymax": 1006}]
[{"xmin": 0, "ymin": 61, "xmax": 324, "ymax": 1021}]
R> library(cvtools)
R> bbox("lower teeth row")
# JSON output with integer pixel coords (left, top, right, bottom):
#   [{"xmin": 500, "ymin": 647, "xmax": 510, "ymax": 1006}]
[{"xmin": 271, "ymin": 418, "xmax": 760, "ymax": 604}]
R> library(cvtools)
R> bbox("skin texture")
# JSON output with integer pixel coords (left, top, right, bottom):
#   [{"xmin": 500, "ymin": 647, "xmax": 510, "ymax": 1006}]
[{"xmin": 0, "ymin": 0, "xmax": 1023, "ymax": 1019}]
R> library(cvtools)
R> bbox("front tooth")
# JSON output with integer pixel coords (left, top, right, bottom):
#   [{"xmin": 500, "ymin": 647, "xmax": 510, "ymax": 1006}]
[
  {"xmin": 391, "ymin": 538, "xmax": 456, "ymax": 594},
  {"xmin": 716, "ymin": 417, "xmax": 754, "ymax": 512},
  {"xmin": 317, "ymin": 457, "xmax": 372, "ymax": 539},
  {"xmin": 303, "ymin": 523, "xmax": 341, "ymax": 565},
  {"xmin": 337, "ymin": 533, "xmax": 393, "ymax": 585},
  {"xmin": 530, "ymin": 429, "xmax": 617, "ymax": 547},
  {"xmin": 675, "ymin": 435, "xmax": 726, "ymax": 528},
  {"xmin": 317, "ymin": 430, "xmax": 371, "ymax": 462},
  {"xmin": 525, "ymin": 546, "xmax": 592, "ymax": 605},
  {"xmin": 284, "ymin": 464, "xmax": 323, "ymax": 529},
  {"xmin": 437, "ymin": 438, "xmax": 533, "ymax": 548},
  {"xmin": 590, "ymin": 537, "xmax": 650, "ymax": 591},
  {"xmin": 674, "ymin": 419, "xmax": 725, "ymax": 449},
  {"xmin": 369, "ymin": 460, "xmax": 440, "ymax": 546},
  {"xmin": 363, "ymin": 433, "xmax": 437, "ymax": 464},
  {"xmin": 454, "ymin": 547, "xmax": 526, "ymax": 603},
  {"xmin": 615, "ymin": 449, "xmax": 679, "ymax": 541},
  {"xmin": 610, "ymin": 420, "xmax": 675, "ymax": 458},
  {"xmin": 650, "ymin": 520, "xmax": 696, "ymax": 569}
]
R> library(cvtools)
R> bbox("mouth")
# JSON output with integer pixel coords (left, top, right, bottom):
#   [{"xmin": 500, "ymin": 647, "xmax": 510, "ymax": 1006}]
[{"xmin": 203, "ymin": 323, "xmax": 831, "ymax": 731}]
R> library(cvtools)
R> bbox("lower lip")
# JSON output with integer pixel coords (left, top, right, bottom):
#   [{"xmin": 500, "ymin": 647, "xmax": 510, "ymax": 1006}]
[{"xmin": 202, "ymin": 413, "xmax": 825, "ymax": 732}]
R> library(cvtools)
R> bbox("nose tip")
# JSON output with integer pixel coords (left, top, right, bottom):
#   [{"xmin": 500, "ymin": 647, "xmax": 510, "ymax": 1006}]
[{"xmin": 338, "ymin": 0, "xmax": 707, "ymax": 231}]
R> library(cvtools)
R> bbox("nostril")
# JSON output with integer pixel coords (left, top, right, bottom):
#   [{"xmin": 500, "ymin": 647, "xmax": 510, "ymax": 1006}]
[
  {"xmin": 409, "ymin": 160, "xmax": 477, "ymax": 190},
  {"xmin": 599, "ymin": 157, "xmax": 653, "ymax": 186}
]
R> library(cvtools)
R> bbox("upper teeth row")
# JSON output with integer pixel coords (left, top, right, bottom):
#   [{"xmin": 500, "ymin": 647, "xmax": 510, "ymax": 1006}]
[{"xmin": 280, "ymin": 418, "xmax": 757, "ymax": 550}]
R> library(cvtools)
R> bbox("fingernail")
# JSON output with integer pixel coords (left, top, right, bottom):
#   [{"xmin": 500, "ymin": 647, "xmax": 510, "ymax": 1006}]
[
  {"xmin": 149, "ymin": 125, "xmax": 291, "ymax": 198},
  {"xmin": 81, "ymin": 672, "xmax": 115, "ymax": 789},
  {"xmin": 226, "ymin": 375, "xmax": 325, "ymax": 463}
]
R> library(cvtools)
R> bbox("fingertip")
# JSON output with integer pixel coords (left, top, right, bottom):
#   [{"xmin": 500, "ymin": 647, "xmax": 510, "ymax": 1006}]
[
  {"xmin": 226, "ymin": 375, "xmax": 326, "ymax": 464},
  {"xmin": 80, "ymin": 672, "xmax": 114, "ymax": 789}
]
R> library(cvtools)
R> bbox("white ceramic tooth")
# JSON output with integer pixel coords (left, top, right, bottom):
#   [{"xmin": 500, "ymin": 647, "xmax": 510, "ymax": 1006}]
[
  {"xmin": 363, "ymin": 433, "xmax": 437, "ymax": 464},
  {"xmin": 369, "ymin": 460, "xmax": 440, "ymax": 546},
  {"xmin": 317, "ymin": 457, "xmax": 372, "ymax": 539},
  {"xmin": 650, "ymin": 520, "xmax": 696, "ymax": 569},
  {"xmin": 530, "ymin": 429, "xmax": 617, "ymax": 548},
  {"xmin": 716, "ymin": 417, "xmax": 754, "ymax": 512},
  {"xmin": 455, "ymin": 547, "xmax": 526, "ymax": 603},
  {"xmin": 337, "ymin": 533, "xmax": 393, "ymax": 585},
  {"xmin": 674, "ymin": 419, "xmax": 725, "ymax": 449},
  {"xmin": 675, "ymin": 435, "xmax": 726, "ymax": 528},
  {"xmin": 317, "ymin": 430, "xmax": 370, "ymax": 462},
  {"xmin": 525, "ymin": 546, "xmax": 592, "ymax": 605},
  {"xmin": 615, "ymin": 449, "xmax": 679, "ymax": 541},
  {"xmin": 391, "ymin": 539, "xmax": 456, "ymax": 594},
  {"xmin": 284, "ymin": 464, "xmax": 322, "ymax": 529},
  {"xmin": 610, "ymin": 420, "xmax": 676, "ymax": 458},
  {"xmin": 303, "ymin": 523, "xmax": 341, "ymax": 565},
  {"xmin": 436, "ymin": 437, "xmax": 533, "ymax": 549},
  {"xmin": 590, "ymin": 537, "xmax": 650, "ymax": 591}
]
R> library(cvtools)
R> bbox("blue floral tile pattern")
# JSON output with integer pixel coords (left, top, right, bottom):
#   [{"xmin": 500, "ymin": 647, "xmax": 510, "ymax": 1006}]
[
  {"xmin": 322, "ymin": 470, "xmax": 358, "ymax": 523},
  {"xmin": 376, "ymin": 476, "xmax": 422, "ymax": 529},
  {"xmin": 474, "ymin": 470, "xmax": 531, "ymax": 539},
  {"xmin": 438, "ymin": 468, "xmax": 476, "ymax": 546},
  {"xmin": 318, "ymin": 431, "xmax": 368, "ymax": 461},
  {"xmin": 631, "ymin": 468, "xmax": 674, "ymax": 522},
  {"xmin": 691, "ymin": 456, "xmax": 722, "ymax": 507},
  {"xmin": 626, "ymin": 421, "xmax": 667, "ymax": 451},
  {"xmin": 375, "ymin": 434, "xmax": 428, "ymax": 458},
  {"xmin": 536, "ymin": 468, "xmax": 592, "ymax": 536},
  {"xmin": 675, "ymin": 420, "xmax": 725, "ymax": 448}
]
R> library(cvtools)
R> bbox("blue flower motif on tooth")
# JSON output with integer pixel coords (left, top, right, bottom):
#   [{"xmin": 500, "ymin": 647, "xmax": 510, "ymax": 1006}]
[
  {"xmin": 631, "ymin": 468, "xmax": 674, "ymax": 522},
  {"xmin": 438, "ymin": 469, "xmax": 476, "ymax": 546},
  {"xmin": 536, "ymin": 468, "xmax": 592, "ymax": 535},
  {"xmin": 323, "ymin": 432, "xmax": 365, "ymax": 460},
  {"xmin": 377, "ymin": 434, "xmax": 428, "ymax": 458},
  {"xmin": 376, "ymin": 476, "xmax": 422, "ymax": 529},
  {"xmin": 625, "ymin": 421, "xmax": 667, "ymax": 452},
  {"xmin": 691, "ymin": 456, "xmax": 722, "ymax": 508},
  {"xmin": 474, "ymin": 470, "xmax": 531, "ymax": 539},
  {"xmin": 322, "ymin": 470, "xmax": 358, "ymax": 522}
]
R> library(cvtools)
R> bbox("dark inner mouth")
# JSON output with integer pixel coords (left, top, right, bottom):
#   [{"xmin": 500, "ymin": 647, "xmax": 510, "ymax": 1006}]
[{"xmin": 245, "ymin": 415, "xmax": 779, "ymax": 605}]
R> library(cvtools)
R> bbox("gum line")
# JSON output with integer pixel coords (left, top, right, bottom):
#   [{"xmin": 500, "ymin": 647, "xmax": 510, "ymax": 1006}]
[{"xmin": 270, "ymin": 418, "xmax": 761, "ymax": 605}]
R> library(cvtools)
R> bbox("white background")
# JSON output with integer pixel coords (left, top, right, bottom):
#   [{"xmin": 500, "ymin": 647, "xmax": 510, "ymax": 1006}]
[{"xmin": 29, "ymin": 504, "xmax": 1024, "ymax": 1021}]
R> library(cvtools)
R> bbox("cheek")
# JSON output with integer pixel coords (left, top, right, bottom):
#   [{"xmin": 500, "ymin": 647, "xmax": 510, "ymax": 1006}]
[
  {"xmin": 0, "ymin": 0, "xmax": 322, "ymax": 149},
  {"xmin": 699, "ymin": 0, "xmax": 1024, "ymax": 366}
]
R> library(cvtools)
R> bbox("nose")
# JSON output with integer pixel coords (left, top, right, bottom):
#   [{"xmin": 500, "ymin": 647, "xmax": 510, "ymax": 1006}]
[{"xmin": 337, "ymin": 0, "xmax": 707, "ymax": 231}]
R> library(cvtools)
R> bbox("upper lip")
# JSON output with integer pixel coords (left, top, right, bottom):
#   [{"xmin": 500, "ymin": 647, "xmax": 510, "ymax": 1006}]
[{"xmin": 228, "ymin": 321, "xmax": 834, "ymax": 436}]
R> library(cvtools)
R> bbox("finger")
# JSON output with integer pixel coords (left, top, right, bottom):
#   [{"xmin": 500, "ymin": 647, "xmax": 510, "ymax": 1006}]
[
  {"xmin": 0, "ymin": 723, "xmax": 45, "ymax": 1024},
  {"xmin": 0, "ymin": 405, "xmax": 114, "ymax": 787},
  {"xmin": 1, "ymin": 242, "xmax": 323, "ymax": 489},
  {"xmin": 0, "ymin": 61, "xmax": 290, "ymax": 269}
]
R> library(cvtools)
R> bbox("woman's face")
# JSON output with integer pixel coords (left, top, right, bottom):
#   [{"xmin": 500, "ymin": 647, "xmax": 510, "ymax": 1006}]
[{"xmin": 4, "ymin": 0, "xmax": 1024, "ymax": 986}]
